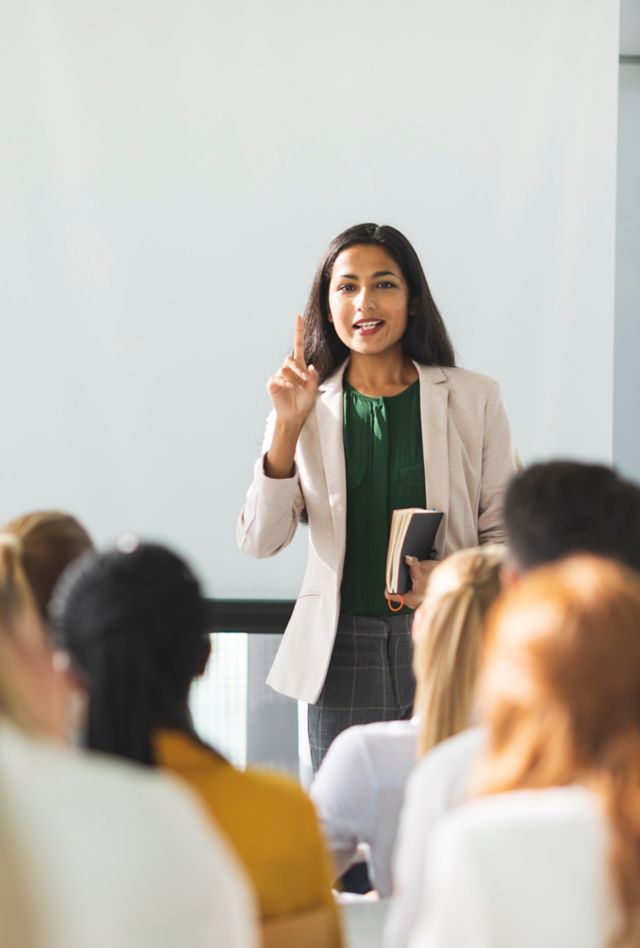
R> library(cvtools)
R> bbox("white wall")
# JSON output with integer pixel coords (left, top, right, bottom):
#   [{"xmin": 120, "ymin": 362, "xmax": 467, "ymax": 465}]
[
  {"xmin": 614, "ymin": 1, "xmax": 640, "ymax": 482},
  {"xmin": 0, "ymin": 0, "xmax": 620, "ymax": 597}
]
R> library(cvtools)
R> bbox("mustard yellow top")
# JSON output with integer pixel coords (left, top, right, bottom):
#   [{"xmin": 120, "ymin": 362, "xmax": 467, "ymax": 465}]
[{"xmin": 153, "ymin": 730, "xmax": 341, "ymax": 930}]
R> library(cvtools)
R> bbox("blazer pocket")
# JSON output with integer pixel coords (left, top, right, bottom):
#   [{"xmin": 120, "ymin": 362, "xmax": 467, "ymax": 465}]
[{"xmin": 346, "ymin": 457, "xmax": 367, "ymax": 491}]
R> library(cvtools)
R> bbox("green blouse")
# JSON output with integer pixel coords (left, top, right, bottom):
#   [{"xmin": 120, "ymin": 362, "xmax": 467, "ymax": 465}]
[{"xmin": 340, "ymin": 379, "xmax": 426, "ymax": 616}]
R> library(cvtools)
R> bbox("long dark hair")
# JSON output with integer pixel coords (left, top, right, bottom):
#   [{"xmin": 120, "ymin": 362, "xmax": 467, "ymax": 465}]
[
  {"xmin": 50, "ymin": 541, "xmax": 209, "ymax": 766},
  {"xmin": 303, "ymin": 223, "xmax": 456, "ymax": 381}
]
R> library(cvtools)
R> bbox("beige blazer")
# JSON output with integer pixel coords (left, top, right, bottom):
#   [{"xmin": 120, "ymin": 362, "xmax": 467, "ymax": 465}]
[{"xmin": 237, "ymin": 361, "xmax": 518, "ymax": 703}]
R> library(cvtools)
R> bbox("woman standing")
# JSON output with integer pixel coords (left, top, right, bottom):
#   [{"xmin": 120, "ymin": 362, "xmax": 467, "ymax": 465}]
[{"xmin": 238, "ymin": 223, "xmax": 517, "ymax": 769}]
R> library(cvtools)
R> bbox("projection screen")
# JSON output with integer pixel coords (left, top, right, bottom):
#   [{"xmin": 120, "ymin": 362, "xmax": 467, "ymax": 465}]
[{"xmin": 0, "ymin": 0, "xmax": 619, "ymax": 597}]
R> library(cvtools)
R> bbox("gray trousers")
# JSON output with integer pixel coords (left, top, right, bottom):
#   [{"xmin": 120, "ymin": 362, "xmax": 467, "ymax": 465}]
[{"xmin": 307, "ymin": 613, "xmax": 415, "ymax": 772}]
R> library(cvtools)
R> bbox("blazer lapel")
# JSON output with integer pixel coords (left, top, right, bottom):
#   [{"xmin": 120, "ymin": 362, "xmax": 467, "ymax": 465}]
[
  {"xmin": 315, "ymin": 362, "xmax": 348, "ymax": 554},
  {"xmin": 416, "ymin": 363, "xmax": 450, "ymax": 552}
]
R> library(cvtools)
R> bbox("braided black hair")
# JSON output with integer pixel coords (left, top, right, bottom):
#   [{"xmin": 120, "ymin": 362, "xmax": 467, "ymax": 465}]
[{"xmin": 50, "ymin": 541, "xmax": 209, "ymax": 766}]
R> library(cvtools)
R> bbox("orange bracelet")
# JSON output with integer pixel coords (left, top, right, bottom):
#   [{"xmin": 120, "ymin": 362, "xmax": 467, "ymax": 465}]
[{"xmin": 386, "ymin": 594, "xmax": 405, "ymax": 612}]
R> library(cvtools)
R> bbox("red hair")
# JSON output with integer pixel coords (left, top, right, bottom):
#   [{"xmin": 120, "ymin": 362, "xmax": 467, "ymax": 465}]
[{"xmin": 477, "ymin": 555, "xmax": 640, "ymax": 947}]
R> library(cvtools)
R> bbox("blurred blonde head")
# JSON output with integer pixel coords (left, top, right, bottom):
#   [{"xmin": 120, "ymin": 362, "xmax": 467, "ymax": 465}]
[
  {"xmin": 2, "ymin": 511, "xmax": 94, "ymax": 620},
  {"xmin": 477, "ymin": 555, "xmax": 640, "ymax": 948},
  {"xmin": 413, "ymin": 545, "xmax": 505, "ymax": 758},
  {"xmin": 0, "ymin": 535, "xmax": 45, "ymax": 733},
  {"xmin": 0, "ymin": 534, "xmax": 68, "ymax": 739},
  {"xmin": 0, "ymin": 535, "xmax": 49, "ymax": 947}
]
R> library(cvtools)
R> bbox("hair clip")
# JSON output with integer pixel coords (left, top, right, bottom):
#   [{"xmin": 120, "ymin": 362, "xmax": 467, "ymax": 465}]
[{"xmin": 0, "ymin": 532, "xmax": 23, "ymax": 555}]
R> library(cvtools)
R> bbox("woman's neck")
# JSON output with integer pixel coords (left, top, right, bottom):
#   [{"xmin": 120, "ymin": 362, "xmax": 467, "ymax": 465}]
[
  {"xmin": 346, "ymin": 350, "xmax": 418, "ymax": 397},
  {"xmin": 152, "ymin": 703, "xmax": 194, "ymax": 735}
]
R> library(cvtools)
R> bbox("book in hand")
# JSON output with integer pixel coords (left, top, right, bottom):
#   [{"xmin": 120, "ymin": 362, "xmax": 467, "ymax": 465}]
[{"xmin": 385, "ymin": 508, "xmax": 444, "ymax": 596}]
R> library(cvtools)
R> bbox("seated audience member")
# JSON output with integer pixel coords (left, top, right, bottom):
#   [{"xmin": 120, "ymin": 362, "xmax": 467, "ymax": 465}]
[
  {"xmin": 408, "ymin": 556, "xmax": 640, "ymax": 948},
  {"xmin": 51, "ymin": 540, "xmax": 344, "ymax": 946},
  {"xmin": 311, "ymin": 546, "xmax": 504, "ymax": 897},
  {"xmin": 386, "ymin": 460, "xmax": 640, "ymax": 948},
  {"xmin": 2, "ymin": 510, "xmax": 95, "ymax": 742},
  {"xmin": 0, "ymin": 534, "xmax": 257, "ymax": 948},
  {"xmin": 3, "ymin": 510, "xmax": 94, "ymax": 620}
]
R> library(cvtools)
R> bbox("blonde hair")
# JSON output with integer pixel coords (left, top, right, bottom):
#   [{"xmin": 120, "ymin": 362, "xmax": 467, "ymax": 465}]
[
  {"xmin": 476, "ymin": 555, "xmax": 640, "ymax": 948},
  {"xmin": 0, "ymin": 537, "xmax": 44, "ymax": 733},
  {"xmin": 3, "ymin": 510, "xmax": 93, "ymax": 620},
  {"xmin": 413, "ymin": 545, "xmax": 505, "ymax": 758},
  {"xmin": 0, "ymin": 537, "xmax": 42, "ymax": 947}
]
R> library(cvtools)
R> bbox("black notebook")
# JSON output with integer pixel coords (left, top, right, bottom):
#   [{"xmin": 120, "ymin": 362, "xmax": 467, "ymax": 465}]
[{"xmin": 385, "ymin": 508, "xmax": 444, "ymax": 595}]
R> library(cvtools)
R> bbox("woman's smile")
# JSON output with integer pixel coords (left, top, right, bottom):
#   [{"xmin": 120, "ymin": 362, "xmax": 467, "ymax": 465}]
[{"xmin": 352, "ymin": 318, "xmax": 385, "ymax": 335}]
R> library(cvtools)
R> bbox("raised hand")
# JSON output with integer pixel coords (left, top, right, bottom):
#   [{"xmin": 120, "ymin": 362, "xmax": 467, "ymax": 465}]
[
  {"xmin": 264, "ymin": 315, "xmax": 319, "ymax": 479},
  {"xmin": 266, "ymin": 314, "xmax": 319, "ymax": 426}
]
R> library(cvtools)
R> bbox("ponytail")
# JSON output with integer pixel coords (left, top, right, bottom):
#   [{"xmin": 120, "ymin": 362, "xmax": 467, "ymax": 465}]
[
  {"xmin": 413, "ymin": 546, "xmax": 505, "ymax": 758},
  {"xmin": 0, "ymin": 536, "xmax": 44, "ymax": 733},
  {"xmin": 51, "ymin": 543, "xmax": 209, "ymax": 767}
]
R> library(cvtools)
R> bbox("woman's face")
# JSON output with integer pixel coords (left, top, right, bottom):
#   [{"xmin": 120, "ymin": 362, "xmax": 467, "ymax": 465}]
[{"xmin": 327, "ymin": 244, "xmax": 411, "ymax": 358}]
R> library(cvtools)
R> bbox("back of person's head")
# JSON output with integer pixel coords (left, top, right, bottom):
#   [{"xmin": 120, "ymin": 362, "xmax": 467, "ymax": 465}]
[
  {"xmin": 0, "ymin": 535, "xmax": 62, "ymax": 946},
  {"xmin": 50, "ymin": 540, "xmax": 209, "ymax": 766},
  {"xmin": 413, "ymin": 545, "xmax": 505, "ymax": 758},
  {"xmin": 478, "ymin": 555, "xmax": 640, "ymax": 947},
  {"xmin": 0, "ymin": 531, "xmax": 71, "ymax": 742},
  {"xmin": 504, "ymin": 461, "xmax": 640, "ymax": 573},
  {"xmin": 2, "ymin": 511, "xmax": 94, "ymax": 620},
  {"xmin": 0, "ymin": 533, "xmax": 51, "ymax": 734}
]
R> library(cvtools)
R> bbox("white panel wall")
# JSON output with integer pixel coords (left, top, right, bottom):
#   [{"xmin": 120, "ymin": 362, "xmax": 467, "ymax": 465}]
[
  {"xmin": 614, "ymin": 1, "xmax": 640, "ymax": 482},
  {"xmin": 0, "ymin": 1, "xmax": 620, "ymax": 596}
]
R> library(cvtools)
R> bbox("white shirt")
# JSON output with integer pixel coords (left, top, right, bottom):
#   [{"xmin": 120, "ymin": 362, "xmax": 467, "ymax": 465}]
[
  {"xmin": 0, "ymin": 722, "xmax": 257, "ymax": 948},
  {"xmin": 407, "ymin": 786, "xmax": 617, "ymax": 948},
  {"xmin": 311, "ymin": 719, "xmax": 419, "ymax": 897},
  {"xmin": 385, "ymin": 727, "xmax": 486, "ymax": 948}
]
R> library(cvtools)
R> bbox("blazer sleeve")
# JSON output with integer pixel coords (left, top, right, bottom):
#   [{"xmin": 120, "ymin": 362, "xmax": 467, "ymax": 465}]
[
  {"xmin": 236, "ymin": 411, "xmax": 306, "ymax": 559},
  {"xmin": 477, "ymin": 382, "xmax": 520, "ymax": 546}
]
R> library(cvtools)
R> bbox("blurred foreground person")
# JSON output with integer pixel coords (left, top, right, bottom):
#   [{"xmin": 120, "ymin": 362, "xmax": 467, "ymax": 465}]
[
  {"xmin": 2, "ymin": 510, "xmax": 94, "ymax": 620},
  {"xmin": 311, "ymin": 546, "xmax": 504, "ymax": 896},
  {"xmin": 2, "ymin": 510, "xmax": 95, "ymax": 742},
  {"xmin": 0, "ymin": 534, "xmax": 257, "ymax": 948},
  {"xmin": 409, "ymin": 556, "xmax": 640, "ymax": 948},
  {"xmin": 386, "ymin": 460, "xmax": 640, "ymax": 948},
  {"xmin": 52, "ymin": 540, "xmax": 344, "ymax": 948}
]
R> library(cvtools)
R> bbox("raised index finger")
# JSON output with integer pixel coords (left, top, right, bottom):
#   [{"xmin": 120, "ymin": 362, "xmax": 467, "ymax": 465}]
[{"xmin": 293, "ymin": 314, "xmax": 305, "ymax": 366}]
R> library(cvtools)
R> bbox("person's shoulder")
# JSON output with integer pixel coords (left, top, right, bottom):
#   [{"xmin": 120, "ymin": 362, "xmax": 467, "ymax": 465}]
[
  {"xmin": 433, "ymin": 786, "xmax": 605, "ymax": 869},
  {"xmin": 418, "ymin": 364, "xmax": 499, "ymax": 395},
  {"xmin": 241, "ymin": 765, "xmax": 318, "ymax": 822},
  {"xmin": 57, "ymin": 737, "xmax": 219, "ymax": 837},
  {"xmin": 320, "ymin": 719, "xmax": 417, "ymax": 774},
  {"xmin": 2, "ymin": 722, "xmax": 158, "ymax": 800},
  {"xmin": 409, "ymin": 726, "xmax": 487, "ymax": 797},
  {"xmin": 450, "ymin": 785, "xmax": 601, "ymax": 830},
  {"xmin": 332, "ymin": 718, "xmax": 416, "ymax": 750},
  {"xmin": 344, "ymin": 719, "xmax": 418, "ymax": 771},
  {"xmin": 1, "ymin": 723, "xmax": 230, "ymax": 863}
]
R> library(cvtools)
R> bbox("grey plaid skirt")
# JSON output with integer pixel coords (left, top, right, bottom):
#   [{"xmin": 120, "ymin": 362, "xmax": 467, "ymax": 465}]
[{"xmin": 307, "ymin": 612, "xmax": 415, "ymax": 771}]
